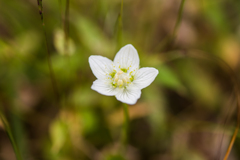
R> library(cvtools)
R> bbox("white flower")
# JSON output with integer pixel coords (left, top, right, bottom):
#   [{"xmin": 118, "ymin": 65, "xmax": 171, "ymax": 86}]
[{"xmin": 89, "ymin": 44, "xmax": 159, "ymax": 105}]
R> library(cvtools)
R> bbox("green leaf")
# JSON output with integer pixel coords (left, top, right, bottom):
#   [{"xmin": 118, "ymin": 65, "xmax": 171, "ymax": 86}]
[
  {"xmin": 156, "ymin": 65, "xmax": 185, "ymax": 94},
  {"xmin": 74, "ymin": 16, "xmax": 115, "ymax": 57}
]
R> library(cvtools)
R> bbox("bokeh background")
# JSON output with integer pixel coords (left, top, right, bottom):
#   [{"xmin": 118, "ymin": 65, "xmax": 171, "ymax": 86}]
[{"xmin": 0, "ymin": 0, "xmax": 240, "ymax": 160}]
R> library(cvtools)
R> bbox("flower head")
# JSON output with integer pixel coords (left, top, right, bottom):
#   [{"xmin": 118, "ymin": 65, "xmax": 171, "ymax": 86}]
[{"xmin": 89, "ymin": 44, "xmax": 158, "ymax": 105}]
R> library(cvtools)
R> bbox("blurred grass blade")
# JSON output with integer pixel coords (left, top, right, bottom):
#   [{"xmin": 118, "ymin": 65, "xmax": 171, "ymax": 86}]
[
  {"xmin": 155, "ymin": 0, "xmax": 186, "ymax": 51},
  {"xmin": 172, "ymin": 0, "xmax": 185, "ymax": 39},
  {"xmin": 223, "ymin": 124, "xmax": 239, "ymax": 160},
  {"xmin": 116, "ymin": 0, "xmax": 123, "ymax": 49},
  {"xmin": 223, "ymin": 93, "xmax": 240, "ymax": 160},
  {"xmin": 36, "ymin": 0, "xmax": 59, "ymax": 100},
  {"xmin": 58, "ymin": 0, "xmax": 63, "ymax": 27},
  {"xmin": 64, "ymin": 0, "xmax": 70, "ymax": 55},
  {"xmin": 0, "ymin": 108, "xmax": 23, "ymax": 160}
]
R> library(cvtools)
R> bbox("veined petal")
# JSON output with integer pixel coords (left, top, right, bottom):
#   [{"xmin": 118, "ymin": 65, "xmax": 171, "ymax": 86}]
[
  {"xmin": 91, "ymin": 80, "xmax": 117, "ymax": 96},
  {"xmin": 114, "ymin": 44, "xmax": 139, "ymax": 73},
  {"xmin": 115, "ymin": 88, "xmax": 141, "ymax": 105},
  {"xmin": 132, "ymin": 67, "xmax": 158, "ymax": 89},
  {"xmin": 89, "ymin": 55, "xmax": 114, "ymax": 80}
]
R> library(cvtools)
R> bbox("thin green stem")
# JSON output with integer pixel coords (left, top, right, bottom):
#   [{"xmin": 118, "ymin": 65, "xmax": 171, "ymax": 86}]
[
  {"xmin": 155, "ymin": 0, "xmax": 186, "ymax": 51},
  {"xmin": 37, "ymin": 0, "xmax": 59, "ymax": 100},
  {"xmin": 58, "ymin": 0, "xmax": 63, "ymax": 27},
  {"xmin": 64, "ymin": 0, "xmax": 70, "ymax": 55},
  {"xmin": 121, "ymin": 103, "xmax": 129, "ymax": 151},
  {"xmin": 116, "ymin": 0, "xmax": 123, "ymax": 49},
  {"xmin": 0, "ymin": 109, "xmax": 23, "ymax": 160},
  {"xmin": 64, "ymin": 0, "xmax": 72, "ymax": 76},
  {"xmin": 172, "ymin": 0, "xmax": 186, "ymax": 39}
]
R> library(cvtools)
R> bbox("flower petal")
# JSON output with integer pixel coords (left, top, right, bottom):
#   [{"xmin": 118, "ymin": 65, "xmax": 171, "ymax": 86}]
[
  {"xmin": 91, "ymin": 80, "xmax": 117, "ymax": 96},
  {"xmin": 115, "ymin": 88, "xmax": 141, "ymax": 105},
  {"xmin": 114, "ymin": 44, "xmax": 139, "ymax": 73},
  {"xmin": 132, "ymin": 67, "xmax": 159, "ymax": 89},
  {"xmin": 89, "ymin": 55, "xmax": 114, "ymax": 80}
]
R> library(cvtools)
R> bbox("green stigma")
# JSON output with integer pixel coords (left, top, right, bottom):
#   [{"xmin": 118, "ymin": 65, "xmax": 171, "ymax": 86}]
[
  {"xmin": 109, "ymin": 71, "xmax": 116, "ymax": 78},
  {"xmin": 130, "ymin": 75, "xmax": 134, "ymax": 82},
  {"xmin": 112, "ymin": 82, "xmax": 117, "ymax": 88},
  {"xmin": 121, "ymin": 68, "xmax": 128, "ymax": 73}
]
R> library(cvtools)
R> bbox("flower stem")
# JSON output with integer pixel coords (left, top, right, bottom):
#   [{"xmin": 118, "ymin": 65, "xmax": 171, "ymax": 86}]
[
  {"xmin": 121, "ymin": 103, "xmax": 129, "ymax": 151},
  {"xmin": 0, "ymin": 108, "xmax": 23, "ymax": 160}
]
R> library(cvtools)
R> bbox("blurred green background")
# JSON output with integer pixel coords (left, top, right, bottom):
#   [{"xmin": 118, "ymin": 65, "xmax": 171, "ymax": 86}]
[{"xmin": 0, "ymin": 0, "xmax": 240, "ymax": 160}]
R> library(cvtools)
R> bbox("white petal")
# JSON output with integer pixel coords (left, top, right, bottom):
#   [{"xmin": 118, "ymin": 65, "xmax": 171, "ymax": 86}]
[
  {"xmin": 115, "ymin": 88, "xmax": 141, "ymax": 105},
  {"xmin": 114, "ymin": 44, "xmax": 139, "ymax": 73},
  {"xmin": 132, "ymin": 67, "xmax": 159, "ymax": 89},
  {"xmin": 89, "ymin": 55, "xmax": 114, "ymax": 80},
  {"xmin": 91, "ymin": 80, "xmax": 117, "ymax": 96}
]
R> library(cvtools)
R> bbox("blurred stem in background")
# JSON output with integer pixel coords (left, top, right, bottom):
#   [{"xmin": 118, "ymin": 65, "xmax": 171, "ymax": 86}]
[
  {"xmin": 63, "ymin": 0, "xmax": 74, "ymax": 106},
  {"xmin": 0, "ymin": 107, "xmax": 23, "ymax": 160},
  {"xmin": 64, "ymin": 0, "xmax": 69, "ymax": 56},
  {"xmin": 58, "ymin": 0, "xmax": 63, "ymax": 27},
  {"xmin": 223, "ymin": 87, "xmax": 240, "ymax": 160},
  {"xmin": 37, "ymin": 0, "xmax": 59, "ymax": 100},
  {"xmin": 121, "ymin": 103, "xmax": 129, "ymax": 154},
  {"xmin": 155, "ymin": 0, "xmax": 186, "ymax": 51},
  {"xmin": 116, "ymin": 0, "xmax": 123, "ymax": 50},
  {"xmin": 172, "ymin": 0, "xmax": 186, "ymax": 40},
  {"xmin": 224, "ymin": 125, "xmax": 239, "ymax": 160}
]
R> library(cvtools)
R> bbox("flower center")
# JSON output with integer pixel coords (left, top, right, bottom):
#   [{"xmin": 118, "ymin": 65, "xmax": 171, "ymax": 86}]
[{"xmin": 113, "ymin": 70, "xmax": 130, "ymax": 88}]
